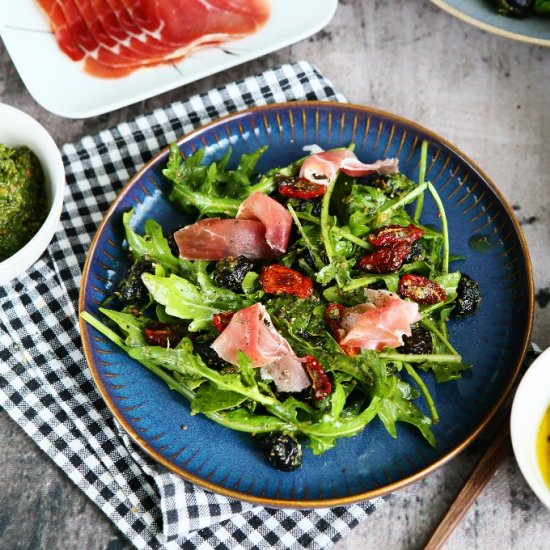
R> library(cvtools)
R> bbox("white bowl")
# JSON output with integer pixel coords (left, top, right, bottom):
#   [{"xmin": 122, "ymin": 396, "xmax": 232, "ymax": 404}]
[
  {"xmin": 0, "ymin": 103, "xmax": 65, "ymax": 284},
  {"xmin": 511, "ymin": 347, "xmax": 550, "ymax": 510}
]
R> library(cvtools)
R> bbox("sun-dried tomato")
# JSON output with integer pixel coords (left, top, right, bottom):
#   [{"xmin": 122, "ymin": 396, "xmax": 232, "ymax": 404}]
[
  {"xmin": 303, "ymin": 355, "xmax": 332, "ymax": 400},
  {"xmin": 398, "ymin": 274, "xmax": 447, "ymax": 305},
  {"xmin": 259, "ymin": 265, "xmax": 313, "ymax": 299},
  {"xmin": 213, "ymin": 311, "xmax": 235, "ymax": 332},
  {"xmin": 369, "ymin": 224, "xmax": 424, "ymax": 247},
  {"xmin": 359, "ymin": 241, "xmax": 412, "ymax": 274},
  {"xmin": 325, "ymin": 304, "xmax": 360, "ymax": 356},
  {"xmin": 277, "ymin": 176, "xmax": 327, "ymax": 200},
  {"xmin": 145, "ymin": 323, "xmax": 187, "ymax": 347}
]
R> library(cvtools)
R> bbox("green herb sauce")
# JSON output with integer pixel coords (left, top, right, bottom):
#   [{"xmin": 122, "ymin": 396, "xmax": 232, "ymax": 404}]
[{"xmin": 0, "ymin": 144, "xmax": 48, "ymax": 262}]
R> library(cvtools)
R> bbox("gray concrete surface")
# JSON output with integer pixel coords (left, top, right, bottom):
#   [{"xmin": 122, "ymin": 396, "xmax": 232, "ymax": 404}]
[{"xmin": 1, "ymin": 1, "xmax": 549, "ymax": 549}]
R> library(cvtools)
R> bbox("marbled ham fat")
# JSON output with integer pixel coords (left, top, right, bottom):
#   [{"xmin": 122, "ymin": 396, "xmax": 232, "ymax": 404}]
[
  {"xmin": 36, "ymin": 0, "xmax": 271, "ymax": 77},
  {"xmin": 210, "ymin": 303, "xmax": 311, "ymax": 392}
]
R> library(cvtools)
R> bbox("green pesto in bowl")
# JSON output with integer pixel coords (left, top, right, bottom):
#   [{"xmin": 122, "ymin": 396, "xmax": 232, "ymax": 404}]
[{"xmin": 0, "ymin": 144, "xmax": 48, "ymax": 262}]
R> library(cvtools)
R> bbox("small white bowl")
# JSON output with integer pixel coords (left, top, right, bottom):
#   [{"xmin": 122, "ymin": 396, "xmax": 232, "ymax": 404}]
[
  {"xmin": 0, "ymin": 103, "xmax": 65, "ymax": 284},
  {"xmin": 511, "ymin": 347, "xmax": 550, "ymax": 510}
]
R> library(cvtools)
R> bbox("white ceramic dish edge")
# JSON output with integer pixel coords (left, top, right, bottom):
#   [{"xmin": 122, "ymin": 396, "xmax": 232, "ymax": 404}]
[
  {"xmin": 511, "ymin": 346, "xmax": 550, "ymax": 510},
  {"xmin": 0, "ymin": 103, "xmax": 65, "ymax": 284}
]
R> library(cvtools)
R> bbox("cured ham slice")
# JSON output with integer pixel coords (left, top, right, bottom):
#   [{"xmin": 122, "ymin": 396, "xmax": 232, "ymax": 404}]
[
  {"xmin": 36, "ymin": 0, "xmax": 85, "ymax": 61},
  {"xmin": 37, "ymin": 0, "xmax": 271, "ymax": 78},
  {"xmin": 211, "ymin": 303, "xmax": 311, "ymax": 392},
  {"xmin": 299, "ymin": 149, "xmax": 399, "ymax": 186},
  {"xmin": 339, "ymin": 290, "xmax": 421, "ymax": 352},
  {"xmin": 173, "ymin": 219, "xmax": 274, "ymax": 261},
  {"xmin": 174, "ymin": 192, "xmax": 291, "ymax": 260},
  {"xmin": 236, "ymin": 191, "xmax": 292, "ymax": 254}
]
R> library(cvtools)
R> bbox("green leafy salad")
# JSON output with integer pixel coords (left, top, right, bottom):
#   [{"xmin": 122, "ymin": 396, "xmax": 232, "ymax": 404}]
[
  {"xmin": 493, "ymin": 0, "xmax": 550, "ymax": 18},
  {"xmin": 82, "ymin": 141, "xmax": 481, "ymax": 471}
]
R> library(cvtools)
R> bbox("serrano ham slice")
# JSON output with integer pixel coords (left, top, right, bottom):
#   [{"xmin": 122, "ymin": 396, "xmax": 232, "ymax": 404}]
[
  {"xmin": 173, "ymin": 219, "xmax": 274, "ymax": 261},
  {"xmin": 299, "ymin": 149, "xmax": 399, "ymax": 186},
  {"xmin": 339, "ymin": 290, "xmax": 421, "ymax": 352},
  {"xmin": 236, "ymin": 191, "xmax": 292, "ymax": 254},
  {"xmin": 211, "ymin": 303, "xmax": 311, "ymax": 392},
  {"xmin": 37, "ymin": 0, "xmax": 271, "ymax": 78},
  {"xmin": 174, "ymin": 192, "xmax": 291, "ymax": 260},
  {"xmin": 36, "ymin": 0, "xmax": 86, "ymax": 61}
]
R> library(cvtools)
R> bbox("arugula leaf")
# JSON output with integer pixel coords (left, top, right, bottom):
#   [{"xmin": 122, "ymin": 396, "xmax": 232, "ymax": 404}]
[
  {"xmin": 433, "ymin": 272, "xmax": 461, "ymax": 301},
  {"xmin": 316, "ymin": 254, "xmax": 355, "ymax": 287},
  {"xmin": 215, "ymin": 408, "xmax": 293, "ymax": 433},
  {"xmin": 367, "ymin": 351, "xmax": 436, "ymax": 446},
  {"xmin": 322, "ymin": 285, "xmax": 370, "ymax": 306},
  {"xmin": 164, "ymin": 143, "xmax": 304, "ymax": 216},
  {"xmin": 191, "ymin": 382, "xmax": 247, "ymax": 414},
  {"xmin": 371, "ymin": 182, "xmax": 429, "ymax": 227},
  {"xmin": 535, "ymin": 0, "xmax": 550, "ymax": 13},
  {"xmin": 420, "ymin": 361, "xmax": 472, "ymax": 383},
  {"xmin": 99, "ymin": 307, "xmax": 147, "ymax": 346},
  {"xmin": 266, "ymin": 295, "xmax": 327, "ymax": 347},
  {"xmin": 123, "ymin": 210, "xmax": 192, "ymax": 276},
  {"xmin": 345, "ymin": 185, "xmax": 389, "ymax": 236},
  {"xmin": 142, "ymin": 272, "xmax": 250, "ymax": 331},
  {"xmin": 340, "ymin": 273, "xmax": 400, "ymax": 294}
]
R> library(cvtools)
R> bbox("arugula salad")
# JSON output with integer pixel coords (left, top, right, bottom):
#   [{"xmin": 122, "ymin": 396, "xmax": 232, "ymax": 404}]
[{"xmin": 82, "ymin": 141, "xmax": 481, "ymax": 471}]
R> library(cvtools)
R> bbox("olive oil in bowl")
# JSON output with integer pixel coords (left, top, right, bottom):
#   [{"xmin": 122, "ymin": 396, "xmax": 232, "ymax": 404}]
[{"xmin": 537, "ymin": 406, "xmax": 550, "ymax": 489}]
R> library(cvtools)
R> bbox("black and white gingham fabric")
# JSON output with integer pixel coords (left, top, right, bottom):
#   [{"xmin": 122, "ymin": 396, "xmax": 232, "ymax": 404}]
[{"xmin": 0, "ymin": 61, "xmax": 383, "ymax": 549}]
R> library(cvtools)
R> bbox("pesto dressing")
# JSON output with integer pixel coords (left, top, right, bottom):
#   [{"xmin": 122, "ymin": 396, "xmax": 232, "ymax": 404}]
[{"xmin": 0, "ymin": 144, "xmax": 48, "ymax": 262}]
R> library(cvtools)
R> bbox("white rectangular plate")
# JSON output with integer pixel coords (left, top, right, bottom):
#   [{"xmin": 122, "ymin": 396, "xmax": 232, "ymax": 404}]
[{"xmin": 0, "ymin": 0, "xmax": 338, "ymax": 118}]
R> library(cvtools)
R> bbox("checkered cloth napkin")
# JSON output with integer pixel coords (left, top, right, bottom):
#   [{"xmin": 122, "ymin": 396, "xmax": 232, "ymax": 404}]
[{"xmin": 0, "ymin": 61, "xmax": 383, "ymax": 549}]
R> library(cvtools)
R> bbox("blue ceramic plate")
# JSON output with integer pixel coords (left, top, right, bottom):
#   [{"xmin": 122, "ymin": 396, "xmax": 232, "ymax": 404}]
[
  {"xmin": 431, "ymin": 0, "xmax": 550, "ymax": 46},
  {"xmin": 80, "ymin": 102, "xmax": 534, "ymax": 507}
]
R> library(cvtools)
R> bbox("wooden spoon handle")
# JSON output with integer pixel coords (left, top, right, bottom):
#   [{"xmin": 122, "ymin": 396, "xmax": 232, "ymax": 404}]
[{"xmin": 424, "ymin": 420, "xmax": 511, "ymax": 550}]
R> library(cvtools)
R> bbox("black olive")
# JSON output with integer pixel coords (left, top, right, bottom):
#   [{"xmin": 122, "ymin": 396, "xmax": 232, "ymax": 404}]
[
  {"xmin": 400, "ymin": 325, "xmax": 433, "ymax": 355},
  {"xmin": 116, "ymin": 259, "xmax": 155, "ymax": 306},
  {"xmin": 194, "ymin": 339, "xmax": 231, "ymax": 370},
  {"xmin": 494, "ymin": 0, "xmax": 534, "ymax": 18},
  {"xmin": 404, "ymin": 241, "xmax": 426, "ymax": 263},
  {"xmin": 212, "ymin": 255, "xmax": 256, "ymax": 293},
  {"xmin": 168, "ymin": 234, "xmax": 179, "ymax": 257},
  {"xmin": 263, "ymin": 433, "xmax": 303, "ymax": 471},
  {"xmin": 168, "ymin": 225, "xmax": 186, "ymax": 257},
  {"xmin": 367, "ymin": 280, "xmax": 387, "ymax": 291},
  {"xmin": 452, "ymin": 273, "xmax": 481, "ymax": 317},
  {"xmin": 292, "ymin": 197, "xmax": 323, "ymax": 217}
]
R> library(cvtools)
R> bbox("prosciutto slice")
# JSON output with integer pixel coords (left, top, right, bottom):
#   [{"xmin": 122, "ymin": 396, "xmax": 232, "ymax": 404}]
[
  {"xmin": 339, "ymin": 290, "xmax": 421, "ymax": 352},
  {"xmin": 211, "ymin": 303, "xmax": 311, "ymax": 392},
  {"xmin": 299, "ymin": 149, "xmax": 399, "ymax": 186},
  {"xmin": 174, "ymin": 192, "xmax": 291, "ymax": 260},
  {"xmin": 37, "ymin": 0, "xmax": 271, "ymax": 78},
  {"xmin": 236, "ymin": 191, "xmax": 292, "ymax": 254},
  {"xmin": 173, "ymin": 219, "xmax": 274, "ymax": 261},
  {"xmin": 36, "ymin": 0, "xmax": 86, "ymax": 60}
]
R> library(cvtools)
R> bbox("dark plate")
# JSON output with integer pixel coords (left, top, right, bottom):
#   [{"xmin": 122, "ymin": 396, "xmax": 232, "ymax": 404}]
[
  {"xmin": 80, "ymin": 101, "xmax": 534, "ymax": 507},
  {"xmin": 431, "ymin": 0, "xmax": 550, "ymax": 46}
]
